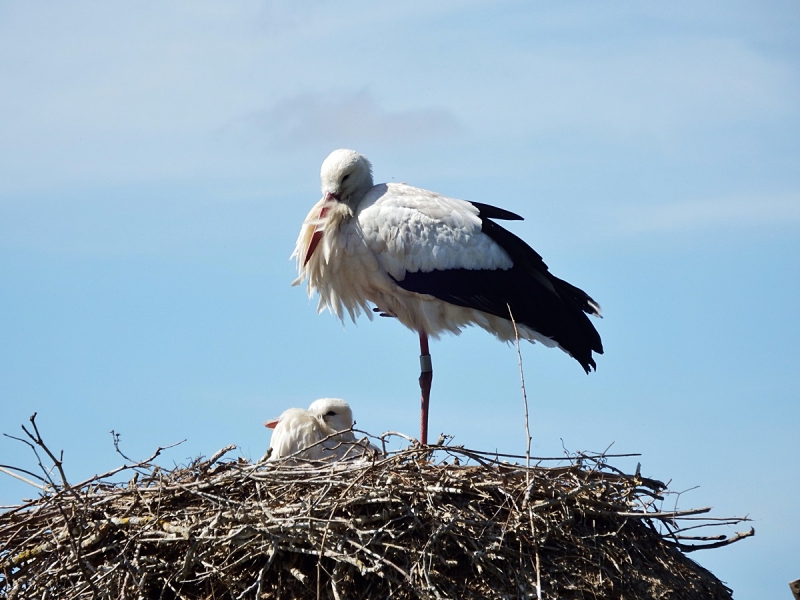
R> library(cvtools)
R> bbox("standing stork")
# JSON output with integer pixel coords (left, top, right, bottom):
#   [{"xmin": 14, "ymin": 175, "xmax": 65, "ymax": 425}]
[{"xmin": 293, "ymin": 149, "xmax": 603, "ymax": 445}]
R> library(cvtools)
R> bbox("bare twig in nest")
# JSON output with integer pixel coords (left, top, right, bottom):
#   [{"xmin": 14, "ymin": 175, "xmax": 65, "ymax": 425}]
[
  {"xmin": 507, "ymin": 304, "xmax": 532, "ymax": 471},
  {"xmin": 0, "ymin": 466, "xmax": 46, "ymax": 490},
  {"xmin": 507, "ymin": 305, "xmax": 538, "ymax": 599},
  {"xmin": 17, "ymin": 413, "xmax": 74, "ymax": 493}
]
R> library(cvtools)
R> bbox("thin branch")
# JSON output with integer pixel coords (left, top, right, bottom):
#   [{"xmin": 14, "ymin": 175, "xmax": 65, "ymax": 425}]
[
  {"xmin": 0, "ymin": 466, "xmax": 47, "ymax": 490},
  {"xmin": 673, "ymin": 527, "xmax": 755, "ymax": 552},
  {"xmin": 21, "ymin": 412, "xmax": 72, "ymax": 490},
  {"xmin": 507, "ymin": 303, "xmax": 532, "ymax": 471}
]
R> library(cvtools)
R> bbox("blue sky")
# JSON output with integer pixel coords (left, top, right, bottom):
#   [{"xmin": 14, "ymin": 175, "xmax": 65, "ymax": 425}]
[{"xmin": 1, "ymin": 2, "xmax": 798, "ymax": 597}]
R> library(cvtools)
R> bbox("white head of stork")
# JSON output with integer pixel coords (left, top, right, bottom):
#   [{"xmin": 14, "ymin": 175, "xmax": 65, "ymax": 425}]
[
  {"xmin": 265, "ymin": 397, "xmax": 375, "ymax": 462},
  {"xmin": 307, "ymin": 397, "xmax": 355, "ymax": 434},
  {"xmin": 293, "ymin": 150, "xmax": 604, "ymax": 445},
  {"xmin": 320, "ymin": 149, "xmax": 374, "ymax": 210}
]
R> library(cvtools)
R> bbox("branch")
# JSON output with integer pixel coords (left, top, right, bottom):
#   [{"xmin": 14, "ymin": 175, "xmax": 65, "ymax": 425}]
[
  {"xmin": 673, "ymin": 527, "xmax": 755, "ymax": 552},
  {"xmin": 0, "ymin": 465, "xmax": 47, "ymax": 490}
]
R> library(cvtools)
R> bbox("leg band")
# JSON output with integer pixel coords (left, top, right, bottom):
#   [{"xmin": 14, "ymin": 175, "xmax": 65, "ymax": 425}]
[{"xmin": 420, "ymin": 354, "xmax": 433, "ymax": 373}]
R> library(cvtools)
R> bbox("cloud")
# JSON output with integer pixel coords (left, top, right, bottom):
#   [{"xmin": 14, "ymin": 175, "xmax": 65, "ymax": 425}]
[
  {"xmin": 462, "ymin": 36, "xmax": 800, "ymax": 143},
  {"xmin": 229, "ymin": 90, "xmax": 463, "ymax": 150},
  {"xmin": 614, "ymin": 193, "xmax": 800, "ymax": 234}
]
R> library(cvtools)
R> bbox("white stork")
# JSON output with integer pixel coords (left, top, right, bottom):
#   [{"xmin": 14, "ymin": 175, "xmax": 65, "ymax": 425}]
[
  {"xmin": 265, "ymin": 397, "xmax": 375, "ymax": 462},
  {"xmin": 293, "ymin": 149, "xmax": 603, "ymax": 445}
]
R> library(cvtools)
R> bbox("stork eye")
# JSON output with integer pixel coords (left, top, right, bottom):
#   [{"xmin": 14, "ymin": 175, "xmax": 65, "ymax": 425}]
[
  {"xmin": 341, "ymin": 174, "xmax": 350, "ymax": 183},
  {"xmin": 325, "ymin": 410, "xmax": 337, "ymax": 417}
]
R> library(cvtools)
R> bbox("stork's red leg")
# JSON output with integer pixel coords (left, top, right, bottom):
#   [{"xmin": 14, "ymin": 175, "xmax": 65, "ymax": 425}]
[{"xmin": 418, "ymin": 331, "xmax": 433, "ymax": 445}]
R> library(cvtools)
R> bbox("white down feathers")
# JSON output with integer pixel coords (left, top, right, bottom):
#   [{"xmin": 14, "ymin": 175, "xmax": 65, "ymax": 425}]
[
  {"xmin": 292, "ymin": 150, "xmax": 558, "ymax": 347},
  {"xmin": 268, "ymin": 408, "xmax": 336, "ymax": 462},
  {"xmin": 268, "ymin": 398, "xmax": 377, "ymax": 462}
]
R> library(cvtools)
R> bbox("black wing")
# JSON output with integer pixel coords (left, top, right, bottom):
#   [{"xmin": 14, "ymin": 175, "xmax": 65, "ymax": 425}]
[{"xmin": 394, "ymin": 202, "xmax": 603, "ymax": 373}]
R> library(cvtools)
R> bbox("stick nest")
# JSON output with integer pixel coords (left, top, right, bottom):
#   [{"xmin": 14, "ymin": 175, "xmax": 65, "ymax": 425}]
[{"xmin": 1, "ymin": 425, "xmax": 752, "ymax": 600}]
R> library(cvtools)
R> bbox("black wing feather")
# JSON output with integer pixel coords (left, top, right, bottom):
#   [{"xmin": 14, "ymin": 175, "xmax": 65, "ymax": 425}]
[
  {"xmin": 469, "ymin": 201, "xmax": 524, "ymax": 221},
  {"xmin": 394, "ymin": 204, "xmax": 603, "ymax": 373}
]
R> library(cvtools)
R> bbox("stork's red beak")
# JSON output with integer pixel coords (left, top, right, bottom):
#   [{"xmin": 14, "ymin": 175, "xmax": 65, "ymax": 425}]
[
  {"xmin": 264, "ymin": 419, "xmax": 280, "ymax": 429},
  {"xmin": 304, "ymin": 231, "xmax": 324, "ymax": 267},
  {"xmin": 303, "ymin": 202, "xmax": 332, "ymax": 266}
]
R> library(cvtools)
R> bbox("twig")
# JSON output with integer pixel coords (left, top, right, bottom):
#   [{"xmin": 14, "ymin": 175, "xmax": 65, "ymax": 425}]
[
  {"xmin": 0, "ymin": 465, "xmax": 47, "ymax": 489},
  {"xmin": 673, "ymin": 528, "xmax": 755, "ymax": 552},
  {"xmin": 207, "ymin": 444, "xmax": 238, "ymax": 467},
  {"xmin": 507, "ymin": 304, "xmax": 532, "ymax": 471},
  {"xmin": 20, "ymin": 412, "xmax": 72, "ymax": 491}
]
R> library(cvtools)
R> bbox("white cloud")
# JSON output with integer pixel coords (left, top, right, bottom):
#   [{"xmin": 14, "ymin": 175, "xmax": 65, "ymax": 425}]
[
  {"xmin": 0, "ymin": 1, "xmax": 797, "ymax": 198},
  {"xmin": 614, "ymin": 192, "xmax": 800, "ymax": 233},
  {"xmin": 226, "ymin": 90, "xmax": 463, "ymax": 150},
  {"xmin": 449, "ymin": 36, "xmax": 800, "ymax": 143}
]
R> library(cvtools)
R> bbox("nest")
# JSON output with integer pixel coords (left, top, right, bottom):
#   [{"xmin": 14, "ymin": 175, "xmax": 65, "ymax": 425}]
[{"xmin": 1, "ymin": 417, "xmax": 752, "ymax": 600}]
